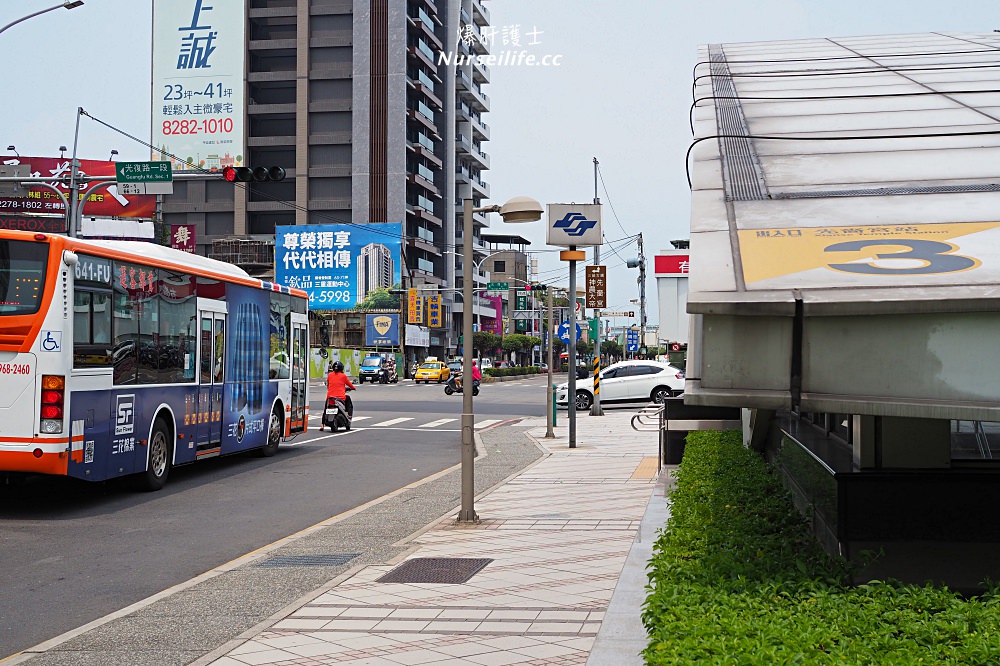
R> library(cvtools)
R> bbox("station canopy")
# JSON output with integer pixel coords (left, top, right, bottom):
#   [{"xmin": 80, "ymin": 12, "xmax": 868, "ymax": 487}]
[{"xmin": 686, "ymin": 32, "xmax": 1000, "ymax": 420}]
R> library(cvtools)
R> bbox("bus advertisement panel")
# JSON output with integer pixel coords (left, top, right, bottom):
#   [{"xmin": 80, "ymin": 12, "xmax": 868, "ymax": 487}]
[{"xmin": 0, "ymin": 231, "xmax": 309, "ymax": 491}]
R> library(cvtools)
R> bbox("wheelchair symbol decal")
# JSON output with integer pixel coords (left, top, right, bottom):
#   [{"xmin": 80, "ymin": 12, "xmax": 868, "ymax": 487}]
[{"xmin": 40, "ymin": 331, "xmax": 62, "ymax": 352}]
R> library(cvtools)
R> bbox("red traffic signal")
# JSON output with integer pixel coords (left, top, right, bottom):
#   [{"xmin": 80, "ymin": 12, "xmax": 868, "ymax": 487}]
[{"xmin": 222, "ymin": 166, "xmax": 286, "ymax": 182}]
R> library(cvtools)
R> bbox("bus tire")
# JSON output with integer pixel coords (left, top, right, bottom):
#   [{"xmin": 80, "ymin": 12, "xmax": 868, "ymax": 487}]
[
  {"xmin": 137, "ymin": 418, "xmax": 172, "ymax": 492},
  {"xmin": 259, "ymin": 404, "xmax": 282, "ymax": 457}
]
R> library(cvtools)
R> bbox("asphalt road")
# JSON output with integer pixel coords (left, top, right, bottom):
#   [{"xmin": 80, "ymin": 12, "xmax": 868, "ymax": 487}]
[{"xmin": 0, "ymin": 374, "xmax": 547, "ymax": 658}]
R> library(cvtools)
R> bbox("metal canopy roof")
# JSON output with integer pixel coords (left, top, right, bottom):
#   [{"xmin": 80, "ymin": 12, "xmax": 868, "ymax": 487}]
[
  {"xmin": 689, "ymin": 32, "xmax": 1000, "ymax": 315},
  {"xmin": 686, "ymin": 32, "xmax": 1000, "ymax": 419}
]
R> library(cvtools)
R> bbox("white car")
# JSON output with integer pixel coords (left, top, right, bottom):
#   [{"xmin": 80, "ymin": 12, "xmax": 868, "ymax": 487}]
[{"xmin": 556, "ymin": 360, "xmax": 685, "ymax": 411}]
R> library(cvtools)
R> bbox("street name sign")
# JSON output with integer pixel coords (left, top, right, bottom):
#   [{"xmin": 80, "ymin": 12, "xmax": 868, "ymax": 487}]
[{"xmin": 116, "ymin": 161, "xmax": 173, "ymax": 195}]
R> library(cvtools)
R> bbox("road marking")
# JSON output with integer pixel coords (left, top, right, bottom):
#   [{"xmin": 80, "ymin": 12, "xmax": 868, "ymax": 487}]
[
  {"xmin": 419, "ymin": 418, "xmax": 457, "ymax": 428},
  {"xmin": 474, "ymin": 419, "xmax": 501, "ymax": 429},
  {"xmin": 370, "ymin": 417, "xmax": 414, "ymax": 427},
  {"xmin": 351, "ymin": 416, "xmax": 371, "ymax": 421}
]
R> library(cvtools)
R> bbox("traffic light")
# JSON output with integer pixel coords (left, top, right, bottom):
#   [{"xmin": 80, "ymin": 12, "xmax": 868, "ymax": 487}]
[
  {"xmin": 526, "ymin": 282, "xmax": 546, "ymax": 294},
  {"xmin": 222, "ymin": 166, "xmax": 286, "ymax": 182}
]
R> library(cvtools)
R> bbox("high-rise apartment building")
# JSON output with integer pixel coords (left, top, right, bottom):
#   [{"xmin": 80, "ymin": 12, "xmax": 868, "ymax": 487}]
[
  {"xmin": 161, "ymin": 0, "xmax": 493, "ymax": 359},
  {"xmin": 357, "ymin": 242, "xmax": 394, "ymax": 302}
]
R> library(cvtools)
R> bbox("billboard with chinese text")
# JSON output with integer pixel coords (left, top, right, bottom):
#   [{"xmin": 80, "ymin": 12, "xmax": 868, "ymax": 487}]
[
  {"xmin": 0, "ymin": 155, "xmax": 156, "ymax": 219},
  {"xmin": 152, "ymin": 0, "xmax": 245, "ymax": 172},
  {"xmin": 171, "ymin": 224, "xmax": 196, "ymax": 252},
  {"xmin": 274, "ymin": 223, "xmax": 402, "ymax": 310}
]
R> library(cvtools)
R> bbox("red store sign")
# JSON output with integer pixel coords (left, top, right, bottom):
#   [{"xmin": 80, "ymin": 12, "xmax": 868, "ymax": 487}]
[{"xmin": 0, "ymin": 155, "xmax": 156, "ymax": 219}]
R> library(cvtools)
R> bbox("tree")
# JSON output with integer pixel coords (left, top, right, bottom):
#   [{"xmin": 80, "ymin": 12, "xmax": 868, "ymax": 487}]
[
  {"xmin": 602, "ymin": 339, "xmax": 623, "ymax": 363},
  {"xmin": 502, "ymin": 333, "xmax": 531, "ymax": 366},
  {"xmin": 358, "ymin": 286, "xmax": 399, "ymax": 310},
  {"xmin": 472, "ymin": 331, "xmax": 501, "ymax": 358}
]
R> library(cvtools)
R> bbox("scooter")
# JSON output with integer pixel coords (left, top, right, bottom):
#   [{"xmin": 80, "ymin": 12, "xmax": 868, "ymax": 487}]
[
  {"xmin": 378, "ymin": 364, "xmax": 399, "ymax": 384},
  {"xmin": 322, "ymin": 387, "xmax": 355, "ymax": 432},
  {"xmin": 444, "ymin": 373, "xmax": 479, "ymax": 396}
]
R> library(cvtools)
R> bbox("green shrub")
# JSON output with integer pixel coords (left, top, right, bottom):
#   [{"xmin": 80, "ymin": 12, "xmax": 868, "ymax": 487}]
[
  {"xmin": 643, "ymin": 430, "xmax": 1000, "ymax": 665},
  {"xmin": 483, "ymin": 366, "xmax": 537, "ymax": 377}
]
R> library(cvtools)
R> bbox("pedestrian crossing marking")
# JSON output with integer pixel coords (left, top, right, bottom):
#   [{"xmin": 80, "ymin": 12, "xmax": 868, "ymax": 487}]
[
  {"xmin": 474, "ymin": 419, "xmax": 501, "ymax": 429},
  {"xmin": 420, "ymin": 418, "xmax": 457, "ymax": 428},
  {"xmin": 371, "ymin": 417, "xmax": 414, "ymax": 427}
]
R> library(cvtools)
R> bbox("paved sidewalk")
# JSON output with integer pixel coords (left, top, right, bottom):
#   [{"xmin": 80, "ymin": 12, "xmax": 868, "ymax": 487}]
[{"xmin": 195, "ymin": 410, "xmax": 664, "ymax": 666}]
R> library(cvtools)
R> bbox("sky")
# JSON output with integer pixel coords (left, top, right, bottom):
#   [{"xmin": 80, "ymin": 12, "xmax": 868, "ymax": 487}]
[{"xmin": 1, "ymin": 0, "xmax": 998, "ymax": 325}]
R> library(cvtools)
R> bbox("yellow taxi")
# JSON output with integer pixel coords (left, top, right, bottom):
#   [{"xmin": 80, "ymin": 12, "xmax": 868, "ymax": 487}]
[{"xmin": 414, "ymin": 359, "xmax": 450, "ymax": 383}]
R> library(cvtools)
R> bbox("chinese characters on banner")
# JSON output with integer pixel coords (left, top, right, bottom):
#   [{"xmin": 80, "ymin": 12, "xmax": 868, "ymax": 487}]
[
  {"xmin": 426, "ymin": 295, "xmax": 442, "ymax": 328},
  {"xmin": 171, "ymin": 224, "xmax": 196, "ymax": 253},
  {"xmin": 407, "ymin": 288, "xmax": 425, "ymax": 324},
  {"xmin": 585, "ymin": 265, "xmax": 607, "ymax": 309},
  {"xmin": 274, "ymin": 223, "xmax": 402, "ymax": 310},
  {"xmin": 152, "ymin": 0, "xmax": 245, "ymax": 172},
  {"xmin": 0, "ymin": 155, "xmax": 156, "ymax": 220}
]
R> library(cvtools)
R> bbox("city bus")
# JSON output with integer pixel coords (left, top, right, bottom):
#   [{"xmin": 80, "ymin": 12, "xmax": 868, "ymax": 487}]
[{"xmin": 0, "ymin": 230, "xmax": 309, "ymax": 490}]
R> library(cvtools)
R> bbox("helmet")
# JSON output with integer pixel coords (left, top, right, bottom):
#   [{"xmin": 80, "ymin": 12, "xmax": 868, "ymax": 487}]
[{"xmin": 331, "ymin": 360, "xmax": 344, "ymax": 373}]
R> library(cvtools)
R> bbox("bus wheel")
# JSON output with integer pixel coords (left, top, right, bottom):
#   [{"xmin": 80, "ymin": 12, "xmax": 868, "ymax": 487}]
[
  {"xmin": 259, "ymin": 406, "xmax": 282, "ymax": 457},
  {"xmin": 137, "ymin": 418, "xmax": 172, "ymax": 492}
]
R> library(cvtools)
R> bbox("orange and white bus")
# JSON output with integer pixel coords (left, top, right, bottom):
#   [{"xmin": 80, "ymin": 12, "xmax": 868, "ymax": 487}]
[{"xmin": 0, "ymin": 230, "xmax": 309, "ymax": 490}]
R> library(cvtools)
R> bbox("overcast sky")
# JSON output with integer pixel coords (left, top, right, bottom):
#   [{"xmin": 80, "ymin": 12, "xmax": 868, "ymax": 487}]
[{"xmin": 1, "ymin": 0, "xmax": 998, "ymax": 323}]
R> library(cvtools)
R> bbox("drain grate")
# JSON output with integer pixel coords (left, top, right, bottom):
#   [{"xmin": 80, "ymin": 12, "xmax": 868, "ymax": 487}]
[
  {"xmin": 254, "ymin": 553, "xmax": 359, "ymax": 568},
  {"xmin": 377, "ymin": 557, "xmax": 493, "ymax": 584}
]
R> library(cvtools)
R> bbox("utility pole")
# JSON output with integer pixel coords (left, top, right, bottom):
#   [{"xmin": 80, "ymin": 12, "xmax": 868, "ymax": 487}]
[
  {"xmin": 590, "ymin": 157, "xmax": 603, "ymax": 416},
  {"xmin": 638, "ymin": 232, "xmax": 647, "ymax": 357}
]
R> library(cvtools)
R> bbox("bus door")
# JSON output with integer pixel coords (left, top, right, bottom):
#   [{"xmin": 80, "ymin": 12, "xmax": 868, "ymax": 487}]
[
  {"xmin": 196, "ymin": 301, "xmax": 227, "ymax": 454},
  {"xmin": 288, "ymin": 313, "xmax": 308, "ymax": 433}
]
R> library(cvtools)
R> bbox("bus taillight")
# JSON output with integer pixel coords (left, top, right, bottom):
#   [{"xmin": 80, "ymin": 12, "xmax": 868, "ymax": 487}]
[{"xmin": 40, "ymin": 375, "xmax": 65, "ymax": 434}]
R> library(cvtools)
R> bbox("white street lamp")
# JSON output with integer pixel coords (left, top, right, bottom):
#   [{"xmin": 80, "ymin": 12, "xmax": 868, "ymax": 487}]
[
  {"xmin": 459, "ymin": 196, "xmax": 542, "ymax": 522},
  {"xmin": 0, "ymin": 1, "xmax": 84, "ymax": 37}
]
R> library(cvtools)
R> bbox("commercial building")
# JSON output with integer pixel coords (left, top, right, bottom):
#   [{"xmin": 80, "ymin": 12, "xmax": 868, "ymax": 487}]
[{"xmin": 159, "ymin": 0, "xmax": 495, "ymax": 358}]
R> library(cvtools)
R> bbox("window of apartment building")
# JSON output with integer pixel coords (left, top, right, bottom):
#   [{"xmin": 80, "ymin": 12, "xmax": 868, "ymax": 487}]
[{"xmin": 492, "ymin": 260, "xmax": 506, "ymax": 273}]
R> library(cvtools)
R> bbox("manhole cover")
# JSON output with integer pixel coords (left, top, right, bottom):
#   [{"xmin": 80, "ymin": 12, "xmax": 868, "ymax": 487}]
[
  {"xmin": 377, "ymin": 557, "xmax": 493, "ymax": 584},
  {"xmin": 254, "ymin": 554, "xmax": 359, "ymax": 568}
]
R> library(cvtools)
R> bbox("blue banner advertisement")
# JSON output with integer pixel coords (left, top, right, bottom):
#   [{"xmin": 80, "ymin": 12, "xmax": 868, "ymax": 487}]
[
  {"xmin": 366, "ymin": 314, "xmax": 400, "ymax": 346},
  {"xmin": 274, "ymin": 223, "xmax": 402, "ymax": 310}
]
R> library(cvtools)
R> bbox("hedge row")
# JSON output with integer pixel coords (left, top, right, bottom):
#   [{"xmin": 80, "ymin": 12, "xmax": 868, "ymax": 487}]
[
  {"xmin": 483, "ymin": 366, "xmax": 539, "ymax": 377},
  {"xmin": 643, "ymin": 430, "xmax": 1000, "ymax": 665}
]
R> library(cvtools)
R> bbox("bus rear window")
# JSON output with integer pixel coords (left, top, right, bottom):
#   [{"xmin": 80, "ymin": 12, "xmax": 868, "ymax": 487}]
[{"xmin": 0, "ymin": 240, "xmax": 48, "ymax": 315}]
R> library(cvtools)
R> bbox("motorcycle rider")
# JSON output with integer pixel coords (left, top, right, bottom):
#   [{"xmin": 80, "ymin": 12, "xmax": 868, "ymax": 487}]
[
  {"xmin": 471, "ymin": 358, "xmax": 482, "ymax": 388},
  {"xmin": 320, "ymin": 360, "xmax": 355, "ymax": 431}
]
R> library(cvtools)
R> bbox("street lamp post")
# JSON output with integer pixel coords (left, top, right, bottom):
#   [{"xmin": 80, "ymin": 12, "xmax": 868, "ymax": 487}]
[
  {"xmin": 459, "ymin": 196, "xmax": 542, "ymax": 523},
  {"xmin": 445, "ymin": 249, "xmax": 506, "ymax": 336},
  {"xmin": 0, "ymin": 1, "xmax": 84, "ymax": 37}
]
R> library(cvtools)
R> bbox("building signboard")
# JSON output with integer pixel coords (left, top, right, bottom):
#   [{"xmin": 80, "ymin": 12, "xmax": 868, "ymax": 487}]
[
  {"xmin": 274, "ymin": 223, "xmax": 402, "ymax": 310},
  {"xmin": 366, "ymin": 314, "xmax": 399, "ymax": 346},
  {"xmin": 152, "ymin": 0, "xmax": 246, "ymax": 172},
  {"xmin": 170, "ymin": 224, "xmax": 196, "ymax": 253},
  {"xmin": 426, "ymin": 294, "xmax": 443, "ymax": 328},
  {"xmin": 0, "ymin": 155, "xmax": 156, "ymax": 219},
  {"xmin": 407, "ymin": 288, "xmax": 425, "ymax": 324}
]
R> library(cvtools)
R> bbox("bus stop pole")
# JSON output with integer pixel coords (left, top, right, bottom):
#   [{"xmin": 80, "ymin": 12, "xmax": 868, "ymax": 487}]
[
  {"xmin": 567, "ymin": 248, "xmax": 577, "ymax": 449},
  {"xmin": 545, "ymin": 285, "xmax": 554, "ymax": 438}
]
